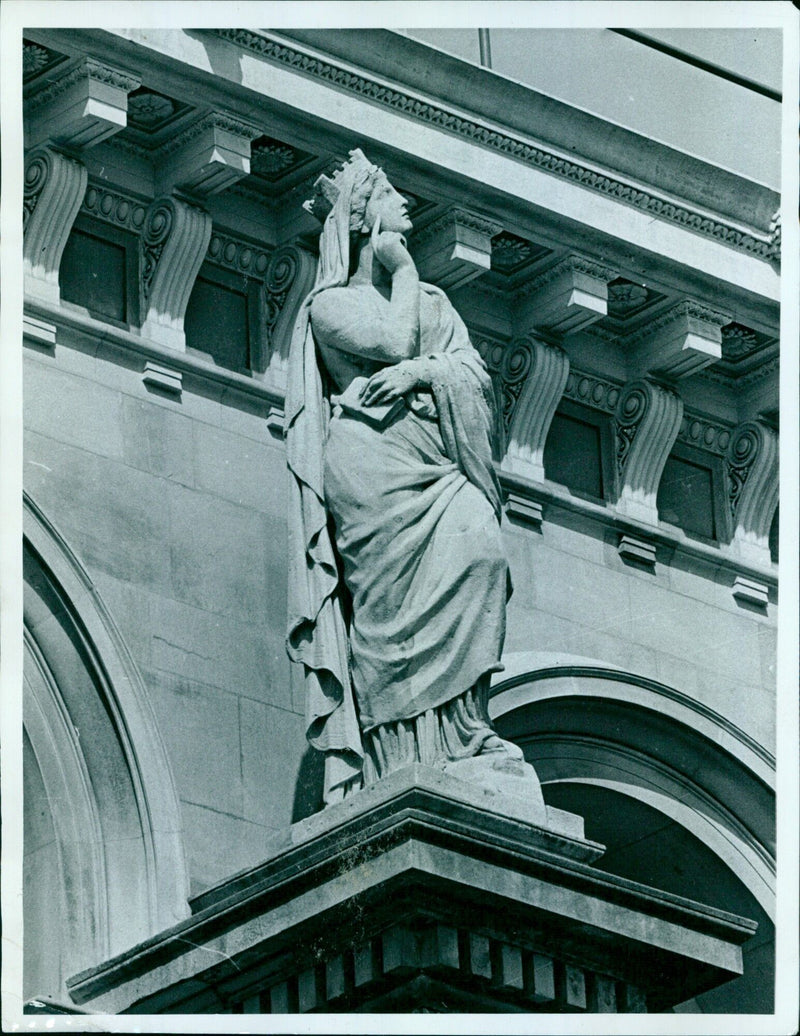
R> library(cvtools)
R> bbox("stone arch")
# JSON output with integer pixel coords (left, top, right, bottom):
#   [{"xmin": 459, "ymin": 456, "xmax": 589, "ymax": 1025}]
[
  {"xmin": 23, "ymin": 493, "xmax": 189, "ymax": 1000},
  {"xmin": 490, "ymin": 651, "xmax": 775, "ymax": 1012},
  {"xmin": 491, "ymin": 651, "xmax": 774, "ymax": 911}
]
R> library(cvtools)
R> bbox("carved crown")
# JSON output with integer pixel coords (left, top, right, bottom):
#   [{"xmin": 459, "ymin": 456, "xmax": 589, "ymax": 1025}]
[{"xmin": 303, "ymin": 148, "xmax": 380, "ymax": 223}]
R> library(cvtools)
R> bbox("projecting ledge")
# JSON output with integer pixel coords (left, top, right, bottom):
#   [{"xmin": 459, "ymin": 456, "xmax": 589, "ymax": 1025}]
[{"xmin": 66, "ymin": 764, "xmax": 756, "ymax": 1015}]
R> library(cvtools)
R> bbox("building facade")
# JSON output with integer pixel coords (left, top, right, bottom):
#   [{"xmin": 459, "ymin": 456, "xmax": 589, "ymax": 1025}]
[{"xmin": 18, "ymin": 23, "xmax": 781, "ymax": 1017}]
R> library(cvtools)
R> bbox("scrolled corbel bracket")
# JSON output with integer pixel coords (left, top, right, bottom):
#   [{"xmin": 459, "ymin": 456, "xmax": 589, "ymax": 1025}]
[
  {"xmin": 500, "ymin": 334, "xmax": 569, "ymax": 482},
  {"xmin": 25, "ymin": 57, "xmax": 141, "ymax": 150},
  {"xmin": 23, "ymin": 146, "xmax": 88, "ymax": 305},
  {"xmin": 262, "ymin": 243, "xmax": 317, "ymax": 386},
  {"xmin": 726, "ymin": 420, "xmax": 778, "ymax": 567},
  {"xmin": 614, "ymin": 379, "xmax": 683, "ymax": 526},
  {"xmin": 139, "ymin": 195, "xmax": 212, "ymax": 350}
]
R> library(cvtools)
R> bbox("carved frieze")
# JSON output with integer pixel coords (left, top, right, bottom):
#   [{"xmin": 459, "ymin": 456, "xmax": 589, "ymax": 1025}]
[
  {"xmin": 501, "ymin": 335, "xmax": 570, "ymax": 483},
  {"xmin": 412, "ymin": 208, "xmax": 503, "ymax": 291},
  {"xmin": 676, "ymin": 414, "xmax": 732, "ymax": 456},
  {"xmin": 562, "ymin": 370, "xmax": 621, "ymax": 414},
  {"xmin": 206, "ymin": 232, "xmax": 272, "ymax": 279},
  {"xmin": 514, "ymin": 255, "xmax": 618, "ymax": 335},
  {"xmin": 614, "ymin": 379, "xmax": 683, "ymax": 526},
  {"xmin": 139, "ymin": 196, "xmax": 212, "ymax": 349},
  {"xmin": 766, "ymin": 210, "xmax": 780, "ymax": 263},
  {"xmin": 23, "ymin": 146, "xmax": 88, "ymax": 305},
  {"xmin": 726, "ymin": 420, "xmax": 778, "ymax": 566},
  {"xmin": 25, "ymin": 57, "xmax": 141, "ymax": 150},
  {"xmin": 82, "ymin": 184, "xmax": 148, "ymax": 233}
]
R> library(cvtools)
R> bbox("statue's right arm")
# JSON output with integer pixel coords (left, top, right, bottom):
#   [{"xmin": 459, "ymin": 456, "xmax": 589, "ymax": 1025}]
[{"xmin": 311, "ymin": 234, "xmax": 420, "ymax": 364}]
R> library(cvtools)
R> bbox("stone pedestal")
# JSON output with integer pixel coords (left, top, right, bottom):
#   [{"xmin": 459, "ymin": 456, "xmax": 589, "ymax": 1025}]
[{"xmin": 66, "ymin": 766, "xmax": 756, "ymax": 1015}]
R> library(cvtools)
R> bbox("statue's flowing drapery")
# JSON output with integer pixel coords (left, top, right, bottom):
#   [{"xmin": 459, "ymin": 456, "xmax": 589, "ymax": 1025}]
[{"xmin": 285, "ymin": 170, "xmax": 508, "ymax": 804}]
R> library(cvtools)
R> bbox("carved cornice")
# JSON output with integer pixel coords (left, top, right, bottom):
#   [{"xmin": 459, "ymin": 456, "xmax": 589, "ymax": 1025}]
[
  {"xmin": 26, "ymin": 57, "xmax": 141, "ymax": 112},
  {"xmin": 229, "ymin": 181, "xmax": 277, "ymax": 209},
  {"xmin": 411, "ymin": 206, "xmax": 502, "ymax": 291},
  {"xmin": 614, "ymin": 379, "xmax": 683, "ymax": 524},
  {"xmin": 700, "ymin": 353, "xmax": 779, "ymax": 388},
  {"xmin": 24, "ymin": 147, "xmax": 88, "ymax": 303},
  {"xmin": 82, "ymin": 183, "xmax": 148, "ymax": 233},
  {"xmin": 625, "ymin": 301, "xmax": 730, "ymax": 347},
  {"xmin": 104, "ymin": 112, "xmax": 263, "ymax": 164},
  {"xmin": 206, "ymin": 231, "xmax": 271, "ymax": 279},
  {"xmin": 626, "ymin": 299, "xmax": 729, "ymax": 380},
  {"xmin": 739, "ymin": 355, "xmax": 780, "ymax": 386},
  {"xmin": 209, "ymin": 29, "xmax": 775, "ymax": 259},
  {"xmin": 104, "ymin": 135, "xmax": 151, "ymax": 158},
  {"xmin": 766, "ymin": 210, "xmax": 780, "ymax": 262}
]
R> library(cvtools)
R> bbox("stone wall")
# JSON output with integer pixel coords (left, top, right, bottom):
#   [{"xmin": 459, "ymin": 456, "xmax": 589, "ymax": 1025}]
[{"xmin": 24, "ymin": 324, "xmax": 776, "ymax": 898}]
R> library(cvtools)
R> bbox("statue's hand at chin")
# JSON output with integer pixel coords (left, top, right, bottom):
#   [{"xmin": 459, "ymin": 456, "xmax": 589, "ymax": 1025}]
[{"xmin": 370, "ymin": 215, "xmax": 414, "ymax": 274}]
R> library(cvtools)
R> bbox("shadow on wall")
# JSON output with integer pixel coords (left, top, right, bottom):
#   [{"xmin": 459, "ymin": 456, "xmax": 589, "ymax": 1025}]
[
  {"xmin": 184, "ymin": 30, "xmax": 245, "ymax": 86},
  {"xmin": 291, "ymin": 746, "xmax": 325, "ymax": 823}
]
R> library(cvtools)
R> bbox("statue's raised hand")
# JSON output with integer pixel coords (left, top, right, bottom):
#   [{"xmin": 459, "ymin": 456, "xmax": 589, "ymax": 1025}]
[
  {"xmin": 370, "ymin": 214, "xmax": 414, "ymax": 274},
  {"xmin": 359, "ymin": 359, "xmax": 421, "ymax": 406}
]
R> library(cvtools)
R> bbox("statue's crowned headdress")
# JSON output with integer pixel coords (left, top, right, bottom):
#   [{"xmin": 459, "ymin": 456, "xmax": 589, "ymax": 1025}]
[{"xmin": 303, "ymin": 148, "xmax": 382, "ymax": 227}]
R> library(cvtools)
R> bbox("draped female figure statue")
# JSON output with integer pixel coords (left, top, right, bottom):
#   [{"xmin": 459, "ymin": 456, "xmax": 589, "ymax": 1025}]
[{"xmin": 286, "ymin": 149, "xmax": 545, "ymax": 813}]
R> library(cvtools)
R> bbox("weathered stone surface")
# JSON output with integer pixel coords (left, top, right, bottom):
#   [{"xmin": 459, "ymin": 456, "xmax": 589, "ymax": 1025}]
[
  {"xmin": 240, "ymin": 699, "xmax": 308, "ymax": 830},
  {"xmin": 147, "ymin": 671, "xmax": 244, "ymax": 817},
  {"xmin": 192, "ymin": 420, "xmax": 285, "ymax": 516},
  {"xmin": 24, "ymin": 430, "xmax": 174, "ymax": 596},
  {"xmin": 25, "ymin": 356, "xmax": 124, "ymax": 461},
  {"xmin": 120, "ymin": 396, "xmax": 195, "ymax": 486},
  {"xmin": 166, "ymin": 483, "xmax": 280, "ymax": 625}
]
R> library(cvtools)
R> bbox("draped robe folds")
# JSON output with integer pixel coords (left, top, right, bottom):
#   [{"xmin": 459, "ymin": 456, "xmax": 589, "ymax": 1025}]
[
  {"xmin": 324, "ymin": 288, "xmax": 508, "ymax": 734},
  {"xmin": 286, "ymin": 199, "xmax": 509, "ymax": 803}
]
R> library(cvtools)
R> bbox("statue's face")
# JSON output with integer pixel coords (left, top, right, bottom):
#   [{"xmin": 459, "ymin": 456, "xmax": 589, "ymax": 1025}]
[{"xmin": 364, "ymin": 174, "xmax": 413, "ymax": 234}]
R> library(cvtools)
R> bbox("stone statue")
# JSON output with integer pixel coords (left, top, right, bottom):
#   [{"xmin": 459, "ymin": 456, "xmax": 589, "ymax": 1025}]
[{"xmin": 286, "ymin": 149, "xmax": 545, "ymax": 815}]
